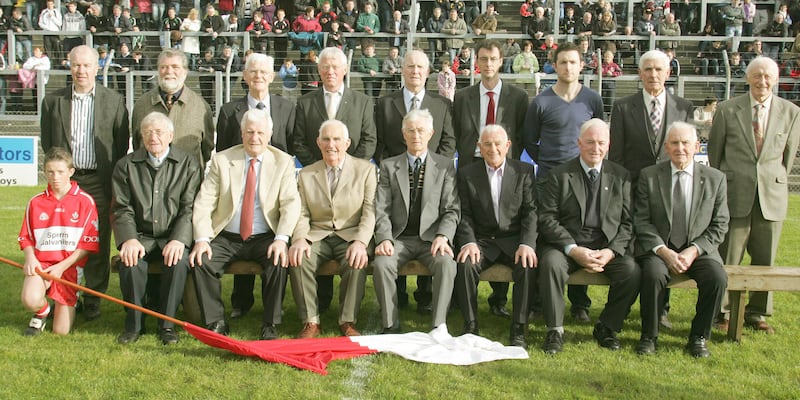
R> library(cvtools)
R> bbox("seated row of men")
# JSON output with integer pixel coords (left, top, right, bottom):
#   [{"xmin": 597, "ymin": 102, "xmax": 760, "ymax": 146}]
[{"xmin": 110, "ymin": 105, "xmax": 728, "ymax": 358}]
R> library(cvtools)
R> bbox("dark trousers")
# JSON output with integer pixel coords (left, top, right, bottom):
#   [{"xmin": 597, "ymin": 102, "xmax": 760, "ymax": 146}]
[
  {"xmin": 118, "ymin": 246, "xmax": 190, "ymax": 332},
  {"xmin": 539, "ymin": 244, "xmax": 640, "ymax": 331},
  {"xmin": 455, "ymin": 249, "xmax": 532, "ymax": 325},
  {"xmin": 639, "ymin": 253, "xmax": 727, "ymax": 339},
  {"xmin": 193, "ymin": 232, "xmax": 287, "ymax": 325},
  {"xmin": 72, "ymin": 172, "xmax": 111, "ymax": 307}
]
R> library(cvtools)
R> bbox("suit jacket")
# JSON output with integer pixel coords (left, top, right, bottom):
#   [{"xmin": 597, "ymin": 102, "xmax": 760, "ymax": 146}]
[
  {"xmin": 375, "ymin": 152, "xmax": 460, "ymax": 243},
  {"xmin": 537, "ymin": 157, "xmax": 633, "ymax": 256},
  {"xmin": 111, "ymin": 147, "xmax": 202, "ymax": 250},
  {"xmin": 216, "ymin": 94, "xmax": 296, "ymax": 153},
  {"xmin": 708, "ymin": 94, "xmax": 800, "ymax": 221},
  {"xmin": 293, "ymin": 87, "xmax": 377, "ymax": 166},
  {"xmin": 374, "ymin": 90, "xmax": 456, "ymax": 162},
  {"xmin": 131, "ymin": 86, "xmax": 215, "ymax": 168},
  {"xmin": 609, "ymin": 90, "xmax": 694, "ymax": 184},
  {"xmin": 455, "ymin": 159, "xmax": 537, "ymax": 260},
  {"xmin": 40, "ymin": 84, "xmax": 130, "ymax": 193},
  {"xmin": 633, "ymin": 161, "xmax": 729, "ymax": 261},
  {"xmin": 453, "ymin": 81, "xmax": 529, "ymax": 165},
  {"xmin": 192, "ymin": 144, "xmax": 301, "ymax": 240},
  {"xmin": 293, "ymin": 155, "xmax": 377, "ymax": 244}
]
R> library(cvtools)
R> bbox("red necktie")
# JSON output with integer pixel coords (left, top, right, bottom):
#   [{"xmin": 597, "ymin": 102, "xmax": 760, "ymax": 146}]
[
  {"xmin": 240, "ymin": 159, "xmax": 256, "ymax": 240},
  {"xmin": 486, "ymin": 91, "xmax": 496, "ymax": 125}
]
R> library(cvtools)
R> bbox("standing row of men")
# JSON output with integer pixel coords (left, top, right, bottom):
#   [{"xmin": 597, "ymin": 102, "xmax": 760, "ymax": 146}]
[{"xmin": 34, "ymin": 41, "xmax": 799, "ymax": 357}]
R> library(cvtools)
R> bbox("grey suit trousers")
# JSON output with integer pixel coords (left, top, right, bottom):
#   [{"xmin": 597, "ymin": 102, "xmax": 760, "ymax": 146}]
[
  {"xmin": 373, "ymin": 236, "xmax": 456, "ymax": 328},
  {"xmin": 289, "ymin": 235, "xmax": 368, "ymax": 325}
]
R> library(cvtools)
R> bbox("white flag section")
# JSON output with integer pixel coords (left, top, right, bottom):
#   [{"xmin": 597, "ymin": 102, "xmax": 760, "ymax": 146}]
[{"xmin": 350, "ymin": 324, "xmax": 529, "ymax": 365}]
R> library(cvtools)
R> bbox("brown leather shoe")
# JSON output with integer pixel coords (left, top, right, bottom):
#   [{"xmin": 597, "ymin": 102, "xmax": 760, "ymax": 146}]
[
  {"xmin": 747, "ymin": 320, "xmax": 775, "ymax": 334},
  {"xmin": 713, "ymin": 319, "xmax": 729, "ymax": 333},
  {"xmin": 298, "ymin": 323, "xmax": 321, "ymax": 339},
  {"xmin": 339, "ymin": 322, "xmax": 361, "ymax": 336}
]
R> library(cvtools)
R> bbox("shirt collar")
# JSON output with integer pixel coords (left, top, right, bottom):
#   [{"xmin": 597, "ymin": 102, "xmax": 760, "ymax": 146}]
[
  {"xmin": 148, "ymin": 146, "xmax": 171, "ymax": 164},
  {"xmin": 642, "ymin": 89, "xmax": 666, "ymax": 107},
  {"xmin": 247, "ymin": 93, "xmax": 270, "ymax": 108},
  {"xmin": 485, "ymin": 159, "xmax": 506, "ymax": 176},
  {"xmin": 403, "ymin": 87, "xmax": 426, "ymax": 104},
  {"xmin": 671, "ymin": 161, "xmax": 695, "ymax": 177},
  {"xmin": 159, "ymin": 87, "xmax": 184, "ymax": 103},
  {"xmin": 407, "ymin": 152, "xmax": 428, "ymax": 166},
  {"xmin": 72, "ymin": 86, "xmax": 96, "ymax": 99},
  {"xmin": 324, "ymin": 85, "xmax": 344, "ymax": 98},
  {"xmin": 480, "ymin": 80, "xmax": 502, "ymax": 96},
  {"xmin": 749, "ymin": 93, "xmax": 773, "ymax": 111},
  {"xmin": 326, "ymin": 155, "xmax": 346, "ymax": 171},
  {"xmin": 579, "ymin": 158, "xmax": 602, "ymax": 173}
]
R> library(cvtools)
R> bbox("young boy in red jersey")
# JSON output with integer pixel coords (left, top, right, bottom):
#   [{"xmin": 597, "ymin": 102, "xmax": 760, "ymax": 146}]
[{"xmin": 18, "ymin": 147, "xmax": 100, "ymax": 336}]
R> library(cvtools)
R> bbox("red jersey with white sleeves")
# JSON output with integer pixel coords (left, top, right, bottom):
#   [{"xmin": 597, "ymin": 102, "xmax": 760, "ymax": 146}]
[{"xmin": 18, "ymin": 181, "xmax": 100, "ymax": 265}]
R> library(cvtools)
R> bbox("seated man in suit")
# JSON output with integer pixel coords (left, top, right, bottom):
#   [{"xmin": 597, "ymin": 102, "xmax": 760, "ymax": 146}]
[
  {"xmin": 455, "ymin": 125, "xmax": 537, "ymax": 347},
  {"xmin": 373, "ymin": 109, "xmax": 460, "ymax": 333},
  {"xmin": 189, "ymin": 109, "xmax": 301, "ymax": 339},
  {"xmin": 288, "ymin": 120, "xmax": 377, "ymax": 338},
  {"xmin": 635, "ymin": 122, "xmax": 729, "ymax": 358},
  {"xmin": 375, "ymin": 48, "xmax": 456, "ymax": 313},
  {"xmin": 216, "ymin": 53, "xmax": 296, "ymax": 320},
  {"xmin": 537, "ymin": 118, "xmax": 641, "ymax": 354},
  {"xmin": 111, "ymin": 112, "xmax": 203, "ymax": 345}
]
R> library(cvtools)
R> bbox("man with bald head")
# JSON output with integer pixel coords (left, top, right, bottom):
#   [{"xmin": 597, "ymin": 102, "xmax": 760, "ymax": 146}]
[
  {"xmin": 709, "ymin": 56, "xmax": 800, "ymax": 334},
  {"xmin": 454, "ymin": 125, "xmax": 537, "ymax": 347},
  {"xmin": 288, "ymin": 120, "xmax": 377, "ymax": 338},
  {"xmin": 112, "ymin": 112, "xmax": 202, "ymax": 345},
  {"xmin": 635, "ymin": 122, "xmax": 729, "ymax": 357},
  {"xmin": 40, "ymin": 45, "xmax": 130, "ymax": 321},
  {"xmin": 189, "ymin": 109, "xmax": 301, "ymax": 339},
  {"xmin": 536, "ymin": 119, "xmax": 640, "ymax": 354}
]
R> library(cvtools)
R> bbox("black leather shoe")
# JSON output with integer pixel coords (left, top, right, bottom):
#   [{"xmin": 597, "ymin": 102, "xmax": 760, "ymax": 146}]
[
  {"xmin": 207, "ymin": 320, "xmax": 230, "ymax": 336},
  {"xmin": 542, "ymin": 330, "xmax": 563, "ymax": 355},
  {"xmin": 490, "ymin": 305, "xmax": 511, "ymax": 318},
  {"xmin": 659, "ymin": 313, "xmax": 673, "ymax": 330},
  {"xmin": 84, "ymin": 303, "xmax": 101, "ymax": 321},
  {"xmin": 571, "ymin": 308, "xmax": 591, "ymax": 324},
  {"xmin": 117, "ymin": 331, "xmax": 140, "ymax": 344},
  {"xmin": 686, "ymin": 335, "xmax": 711, "ymax": 358},
  {"xmin": 462, "ymin": 320, "xmax": 479, "ymax": 335},
  {"xmin": 593, "ymin": 322, "xmax": 621, "ymax": 351},
  {"xmin": 160, "ymin": 328, "xmax": 179, "ymax": 345},
  {"xmin": 416, "ymin": 302, "xmax": 432, "ymax": 315},
  {"xmin": 635, "ymin": 336, "xmax": 657, "ymax": 355},
  {"xmin": 382, "ymin": 324, "xmax": 402, "ymax": 334},
  {"xmin": 261, "ymin": 323, "xmax": 278, "ymax": 340},
  {"xmin": 510, "ymin": 323, "xmax": 527, "ymax": 348}
]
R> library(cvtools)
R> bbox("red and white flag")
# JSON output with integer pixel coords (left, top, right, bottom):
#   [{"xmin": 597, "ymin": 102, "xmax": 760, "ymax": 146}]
[{"xmin": 185, "ymin": 323, "xmax": 529, "ymax": 375}]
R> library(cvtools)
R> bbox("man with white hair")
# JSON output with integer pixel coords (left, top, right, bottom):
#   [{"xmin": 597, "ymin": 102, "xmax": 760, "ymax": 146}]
[
  {"xmin": 131, "ymin": 48, "xmax": 215, "ymax": 169},
  {"xmin": 709, "ymin": 56, "xmax": 800, "ymax": 334},
  {"xmin": 189, "ymin": 109, "xmax": 301, "ymax": 339},
  {"xmin": 112, "ymin": 112, "xmax": 202, "ymax": 345},
  {"xmin": 610, "ymin": 49, "xmax": 694, "ymax": 330},
  {"xmin": 634, "ymin": 122, "xmax": 729, "ymax": 357},
  {"xmin": 536, "ymin": 119, "xmax": 640, "ymax": 354},
  {"xmin": 288, "ymin": 120, "xmax": 377, "ymax": 338}
]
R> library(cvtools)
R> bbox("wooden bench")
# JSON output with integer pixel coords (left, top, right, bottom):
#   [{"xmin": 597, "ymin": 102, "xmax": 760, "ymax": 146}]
[{"xmin": 111, "ymin": 257, "xmax": 800, "ymax": 342}]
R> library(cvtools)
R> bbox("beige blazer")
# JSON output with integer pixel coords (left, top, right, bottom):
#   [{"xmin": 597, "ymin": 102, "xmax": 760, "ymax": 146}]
[
  {"xmin": 192, "ymin": 144, "xmax": 301, "ymax": 240},
  {"xmin": 292, "ymin": 155, "xmax": 377, "ymax": 244}
]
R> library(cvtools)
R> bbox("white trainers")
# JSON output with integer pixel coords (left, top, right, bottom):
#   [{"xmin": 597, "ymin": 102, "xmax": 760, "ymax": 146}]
[{"xmin": 23, "ymin": 316, "xmax": 46, "ymax": 336}]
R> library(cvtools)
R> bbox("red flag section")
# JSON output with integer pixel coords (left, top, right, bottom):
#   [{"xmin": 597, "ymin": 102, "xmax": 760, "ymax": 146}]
[{"xmin": 184, "ymin": 323, "xmax": 378, "ymax": 375}]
